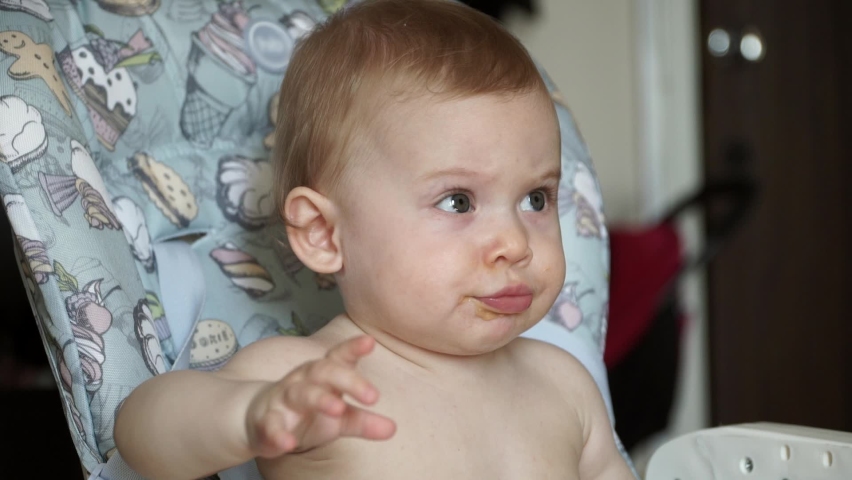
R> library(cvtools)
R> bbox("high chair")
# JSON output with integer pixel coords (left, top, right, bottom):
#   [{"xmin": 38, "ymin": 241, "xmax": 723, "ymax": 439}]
[
  {"xmin": 1, "ymin": 1, "xmax": 848, "ymax": 479},
  {"xmin": 646, "ymin": 423, "xmax": 852, "ymax": 479},
  {"xmin": 0, "ymin": 0, "xmax": 616, "ymax": 477}
]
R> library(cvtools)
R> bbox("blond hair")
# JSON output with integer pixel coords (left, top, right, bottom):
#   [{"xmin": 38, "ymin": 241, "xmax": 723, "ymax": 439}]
[{"xmin": 273, "ymin": 0, "xmax": 547, "ymax": 216}]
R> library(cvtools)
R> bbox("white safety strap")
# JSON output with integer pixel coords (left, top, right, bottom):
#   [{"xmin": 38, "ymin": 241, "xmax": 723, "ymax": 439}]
[
  {"xmin": 154, "ymin": 240, "xmax": 207, "ymax": 372},
  {"xmin": 87, "ymin": 451, "xmax": 144, "ymax": 480}
]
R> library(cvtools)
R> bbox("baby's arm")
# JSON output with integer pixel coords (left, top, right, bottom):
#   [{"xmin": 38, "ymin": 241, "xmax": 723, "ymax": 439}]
[
  {"xmin": 575, "ymin": 369, "xmax": 636, "ymax": 479},
  {"xmin": 519, "ymin": 338, "xmax": 635, "ymax": 479},
  {"xmin": 563, "ymin": 354, "xmax": 636, "ymax": 480},
  {"xmin": 115, "ymin": 335, "xmax": 395, "ymax": 479}
]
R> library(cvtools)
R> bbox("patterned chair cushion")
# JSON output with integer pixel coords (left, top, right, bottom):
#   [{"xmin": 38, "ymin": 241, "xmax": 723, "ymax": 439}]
[{"xmin": 0, "ymin": 0, "xmax": 612, "ymax": 476}]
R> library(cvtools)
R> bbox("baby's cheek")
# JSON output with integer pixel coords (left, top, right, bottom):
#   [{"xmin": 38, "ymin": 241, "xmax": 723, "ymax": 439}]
[
  {"xmin": 540, "ymin": 243, "xmax": 566, "ymax": 288},
  {"xmin": 526, "ymin": 214, "xmax": 563, "ymax": 248}
]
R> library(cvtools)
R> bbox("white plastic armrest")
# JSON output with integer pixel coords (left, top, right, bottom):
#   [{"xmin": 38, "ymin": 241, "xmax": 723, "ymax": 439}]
[{"xmin": 646, "ymin": 422, "xmax": 852, "ymax": 480}]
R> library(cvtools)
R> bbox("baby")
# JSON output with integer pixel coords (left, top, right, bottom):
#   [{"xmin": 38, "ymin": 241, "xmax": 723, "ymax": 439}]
[{"xmin": 115, "ymin": 1, "xmax": 634, "ymax": 479}]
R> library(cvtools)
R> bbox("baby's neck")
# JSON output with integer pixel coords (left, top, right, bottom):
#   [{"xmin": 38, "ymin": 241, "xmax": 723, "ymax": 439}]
[{"xmin": 315, "ymin": 314, "xmax": 507, "ymax": 379}]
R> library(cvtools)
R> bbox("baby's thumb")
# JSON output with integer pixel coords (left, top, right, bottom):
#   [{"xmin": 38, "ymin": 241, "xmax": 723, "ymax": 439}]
[
  {"xmin": 251, "ymin": 409, "xmax": 299, "ymax": 458},
  {"xmin": 340, "ymin": 407, "xmax": 397, "ymax": 441}
]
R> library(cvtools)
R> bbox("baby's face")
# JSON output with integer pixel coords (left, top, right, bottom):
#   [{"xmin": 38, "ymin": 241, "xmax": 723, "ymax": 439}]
[{"xmin": 333, "ymin": 91, "xmax": 565, "ymax": 355}]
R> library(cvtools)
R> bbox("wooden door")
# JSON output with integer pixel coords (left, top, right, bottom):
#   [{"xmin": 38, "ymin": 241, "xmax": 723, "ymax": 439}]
[{"xmin": 701, "ymin": 0, "xmax": 852, "ymax": 429}]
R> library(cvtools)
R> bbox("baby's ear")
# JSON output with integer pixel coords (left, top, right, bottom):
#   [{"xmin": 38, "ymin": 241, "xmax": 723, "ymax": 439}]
[{"xmin": 283, "ymin": 187, "xmax": 342, "ymax": 274}]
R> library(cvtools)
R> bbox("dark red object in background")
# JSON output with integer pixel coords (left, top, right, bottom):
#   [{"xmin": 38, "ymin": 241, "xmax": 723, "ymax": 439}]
[
  {"xmin": 604, "ymin": 178, "xmax": 757, "ymax": 450},
  {"xmin": 606, "ymin": 223, "xmax": 684, "ymax": 369}
]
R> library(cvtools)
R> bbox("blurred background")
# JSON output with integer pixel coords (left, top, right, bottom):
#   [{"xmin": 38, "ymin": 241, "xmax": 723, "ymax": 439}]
[
  {"xmin": 502, "ymin": 0, "xmax": 852, "ymax": 474},
  {"xmin": 2, "ymin": 0, "xmax": 850, "ymax": 477},
  {"xmin": 504, "ymin": 0, "xmax": 706, "ymax": 471}
]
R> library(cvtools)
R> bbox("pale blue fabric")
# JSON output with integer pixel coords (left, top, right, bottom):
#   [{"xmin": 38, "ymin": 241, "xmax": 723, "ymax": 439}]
[{"xmin": 153, "ymin": 240, "xmax": 205, "ymax": 371}]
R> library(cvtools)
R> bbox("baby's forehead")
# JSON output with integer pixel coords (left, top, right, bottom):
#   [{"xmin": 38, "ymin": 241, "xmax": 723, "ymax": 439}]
[
  {"xmin": 360, "ymin": 86, "xmax": 546, "ymax": 128},
  {"xmin": 343, "ymin": 89, "xmax": 558, "ymax": 173}
]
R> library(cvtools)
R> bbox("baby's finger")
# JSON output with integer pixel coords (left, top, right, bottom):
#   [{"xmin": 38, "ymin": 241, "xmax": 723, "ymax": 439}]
[
  {"xmin": 326, "ymin": 335, "xmax": 376, "ymax": 366},
  {"xmin": 339, "ymin": 406, "xmax": 397, "ymax": 441},
  {"xmin": 306, "ymin": 361, "xmax": 378, "ymax": 405},
  {"xmin": 285, "ymin": 381, "xmax": 346, "ymax": 417}
]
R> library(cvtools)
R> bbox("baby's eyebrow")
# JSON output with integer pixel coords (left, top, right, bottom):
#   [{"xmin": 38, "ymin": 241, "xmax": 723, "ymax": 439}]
[
  {"xmin": 418, "ymin": 165, "xmax": 561, "ymax": 183},
  {"xmin": 417, "ymin": 167, "xmax": 482, "ymax": 182},
  {"xmin": 537, "ymin": 166, "xmax": 562, "ymax": 183}
]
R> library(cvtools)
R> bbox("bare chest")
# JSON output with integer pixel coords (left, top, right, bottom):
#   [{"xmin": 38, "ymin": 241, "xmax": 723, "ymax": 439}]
[{"xmin": 261, "ymin": 375, "xmax": 584, "ymax": 480}]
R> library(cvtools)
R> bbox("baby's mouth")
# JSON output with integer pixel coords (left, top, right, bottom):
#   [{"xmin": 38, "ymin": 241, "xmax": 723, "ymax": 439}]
[
  {"xmin": 465, "ymin": 298, "xmax": 501, "ymax": 321},
  {"xmin": 467, "ymin": 286, "xmax": 534, "ymax": 320}
]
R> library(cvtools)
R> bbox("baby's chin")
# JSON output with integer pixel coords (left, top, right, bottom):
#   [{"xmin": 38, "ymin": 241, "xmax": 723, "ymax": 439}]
[
  {"xmin": 421, "ymin": 314, "xmax": 537, "ymax": 357},
  {"xmin": 420, "ymin": 339, "xmax": 514, "ymax": 357}
]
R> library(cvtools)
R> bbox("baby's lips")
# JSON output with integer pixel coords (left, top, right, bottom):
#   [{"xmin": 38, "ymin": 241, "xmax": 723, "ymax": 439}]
[{"xmin": 473, "ymin": 294, "xmax": 533, "ymax": 315}]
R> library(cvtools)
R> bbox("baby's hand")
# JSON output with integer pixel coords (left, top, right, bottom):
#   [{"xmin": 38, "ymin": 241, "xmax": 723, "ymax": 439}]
[{"xmin": 246, "ymin": 335, "xmax": 396, "ymax": 458}]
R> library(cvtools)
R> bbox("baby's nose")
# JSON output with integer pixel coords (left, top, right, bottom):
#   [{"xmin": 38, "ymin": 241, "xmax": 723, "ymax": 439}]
[{"xmin": 484, "ymin": 215, "xmax": 532, "ymax": 267}]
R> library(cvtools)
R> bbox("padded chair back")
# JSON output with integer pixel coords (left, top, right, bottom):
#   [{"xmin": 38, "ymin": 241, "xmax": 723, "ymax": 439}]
[{"xmin": 0, "ymin": 1, "xmax": 615, "ymax": 476}]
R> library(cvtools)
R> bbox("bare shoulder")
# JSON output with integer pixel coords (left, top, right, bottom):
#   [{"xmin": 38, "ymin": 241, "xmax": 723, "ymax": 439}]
[
  {"xmin": 510, "ymin": 339, "xmax": 635, "ymax": 478},
  {"xmin": 215, "ymin": 334, "xmax": 327, "ymax": 382},
  {"xmin": 507, "ymin": 338, "xmax": 604, "ymax": 432},
  {"xmin": 508, "ymin": 337, "xmax": 598, "ymax": 398}
]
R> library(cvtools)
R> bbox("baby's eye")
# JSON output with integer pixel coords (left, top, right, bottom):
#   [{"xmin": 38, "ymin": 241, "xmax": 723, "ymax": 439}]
[
  {"xmin": 520, "ymin": 191, "xmax": 547, "ymax": 212},
  {"xmin": 436, "ymin": 193, "xmax": 471, "ymax": 213}
]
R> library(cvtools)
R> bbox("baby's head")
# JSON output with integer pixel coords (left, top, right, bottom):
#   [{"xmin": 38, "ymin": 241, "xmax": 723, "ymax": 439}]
[
  {"xmin": 273, "ymin": 0, "xmax": 552, "ymax": 203},
  {"xmin": 275, "ymin": 0, "xmax": 566, "ymax": 355}
]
